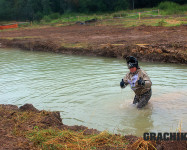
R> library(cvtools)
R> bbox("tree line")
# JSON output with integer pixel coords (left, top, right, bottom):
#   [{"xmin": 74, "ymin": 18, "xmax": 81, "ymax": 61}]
[{"xmin": 0, "ymin": 0, "xmax": 186, "ymax": 21}]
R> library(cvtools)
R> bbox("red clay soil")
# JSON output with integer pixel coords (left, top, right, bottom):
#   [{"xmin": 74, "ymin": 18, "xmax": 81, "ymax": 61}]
[
  {"xmin": 0, "ymin": 104, "xmax": 100, "ymax": 149},
  {"xmin": 0, "ymin": 104, "xmax": 186, "ymax": 150},
  {"xmin": 0, "ymin": 24, "xmax": 187, "ymax": 64}
]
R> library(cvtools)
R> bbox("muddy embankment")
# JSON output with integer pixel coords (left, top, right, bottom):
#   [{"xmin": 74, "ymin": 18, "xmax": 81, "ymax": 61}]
[
  {"xmin": 1, "ymin": 38, "xmax": 187, "ymax": 64},
  {"xmin": 0, "ymin": 104, "xmax": 186, "ymax": 150},
  {"xmin": 0, "ymin": 104, "xmax": 100, "ymax": 149},
  {"xmin": 0, "ymin": 25, "xmax": 187, "ymax": 64}
]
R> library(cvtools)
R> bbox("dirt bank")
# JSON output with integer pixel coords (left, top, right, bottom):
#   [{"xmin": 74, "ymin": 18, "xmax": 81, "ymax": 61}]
[
  {"xmin": 0, "ymin": 104, "xmax": 100, "ymax": 149},
  {"xmin": 0, "ymin": 104, "xmax": 186, "ymax": 149},
  {"xmin": 0, "ymin": 25, "xmax": 187, "ymax": 64}
]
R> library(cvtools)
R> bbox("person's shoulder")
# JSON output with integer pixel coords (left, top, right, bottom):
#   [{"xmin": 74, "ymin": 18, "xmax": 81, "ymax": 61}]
[
  {"xmin": 137, "ymin": 68, "xmax": 147, "ymax": 75},
  {"xmin": 125, "ymin": 71, "xmax": 131, "ymax": 77},
  {"xmin": 137, "ymin": 68, "xmax": 143, "ymax": 72}
]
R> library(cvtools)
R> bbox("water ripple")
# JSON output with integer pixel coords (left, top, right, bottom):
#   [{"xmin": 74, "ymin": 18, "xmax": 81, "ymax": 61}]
[{"xmin": 0, "ymin": 48, "xmax": 187, "ymax": 136}]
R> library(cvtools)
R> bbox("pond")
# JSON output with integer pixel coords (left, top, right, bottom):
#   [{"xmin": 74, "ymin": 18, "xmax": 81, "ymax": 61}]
[{"xmin": 0, "ymin": 48, "xmax": 186, "ymax": 136}]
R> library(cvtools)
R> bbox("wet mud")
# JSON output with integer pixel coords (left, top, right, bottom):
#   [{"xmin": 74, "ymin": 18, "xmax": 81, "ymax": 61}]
[{"xmin": 0, "ymin": 25, "xmax": 187, "ymax": 64}]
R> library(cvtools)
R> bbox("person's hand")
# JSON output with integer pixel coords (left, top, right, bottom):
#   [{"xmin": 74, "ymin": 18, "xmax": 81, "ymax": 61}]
[
  {"xmin": 120, "ymin": 79, "xmax": 125, "ymax": 88},
  {"xmin": 138, "ymin": 77, "xmax": 145, "ymax": 86}
]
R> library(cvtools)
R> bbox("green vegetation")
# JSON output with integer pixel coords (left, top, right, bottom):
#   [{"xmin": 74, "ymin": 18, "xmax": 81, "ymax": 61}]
[
  {"xmin": 31, "ymin": 2, "xmax": 187, "ymax": 28},
  {"xmin": 37, "ymin": 8, "xmax": 187, "ymax": 28},
  {"xmin": 158, "ymin": 1, "xmax": 187, "ymax": 15},
  {"xmin": 0, "ymin": 0, "xmax": 186, "ymax": 21},
  {"xmin": 0, "ymin": 1, "xmax": 186, "ymax": 29}
]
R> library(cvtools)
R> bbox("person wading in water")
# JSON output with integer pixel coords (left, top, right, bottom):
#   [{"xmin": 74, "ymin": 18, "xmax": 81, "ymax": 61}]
[{"xmin": 120, "ymin": 56, "xmax": 152, "ymax": 108}]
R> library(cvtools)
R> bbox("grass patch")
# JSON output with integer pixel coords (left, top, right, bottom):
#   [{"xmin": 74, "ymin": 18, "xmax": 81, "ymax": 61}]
[
  {"xmin": 27, "ymin": 129, "xmax": 128, "ymax": 149},
  {"xmin": 37, "ymin": 8, "xmax": 187, "ymax": 28},
  {"xmin": 61, "ymin": 43, "xmax": 88, "ymax": 49},
  {"xmin": 0, "ymin": 36, "xmax": 40, "ymax": 40}
]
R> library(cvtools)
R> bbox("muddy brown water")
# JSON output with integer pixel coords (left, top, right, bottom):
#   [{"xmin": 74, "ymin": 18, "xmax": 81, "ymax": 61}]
[{"xmin": 0, "ymin": 48, "xmax": 186, "ymax": 136}]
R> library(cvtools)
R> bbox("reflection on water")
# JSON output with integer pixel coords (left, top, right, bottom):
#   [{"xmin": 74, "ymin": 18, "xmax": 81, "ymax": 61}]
[{"xmin": 0, "ymin": 48, "xmax": 187, "ymax": 136}]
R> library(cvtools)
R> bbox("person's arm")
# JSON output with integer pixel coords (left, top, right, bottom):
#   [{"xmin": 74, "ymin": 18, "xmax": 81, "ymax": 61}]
[
  {"xmin": 138, "ymin": 70, "xmax": 152, "ymax": 88},
  {"xmin": 120, "ymin": 74, "xmax": 129, "ymax": 88}
]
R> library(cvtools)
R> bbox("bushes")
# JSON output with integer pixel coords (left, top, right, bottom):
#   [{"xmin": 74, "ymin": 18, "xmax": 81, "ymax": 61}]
[
  {"xmin": 49, "ymin": 13, "xmax": 61, "ymax": 20},
  {"xmin": 158, "ymin": 1, "xmax": 180, "ymax": 10},
  {"xmin": 158, "ymin": 1, "xmax": 187, "ymax": 15},
  {"xmin": 42, "ymin": 13, "xmax": 61, "ymax": 23},
  {"xmin": 113, "ymin": 13, "xmax": 128, "ymax": 18}
]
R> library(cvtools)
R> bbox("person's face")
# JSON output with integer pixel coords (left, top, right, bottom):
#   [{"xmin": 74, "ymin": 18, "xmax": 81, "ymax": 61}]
[{"xmin": 129, "ymin": 67, "xmax": 137, "ymax": 73}]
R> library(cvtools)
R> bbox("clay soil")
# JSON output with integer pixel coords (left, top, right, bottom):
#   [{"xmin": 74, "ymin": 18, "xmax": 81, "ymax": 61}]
[{"xmin": 0, "ymin": 24, "xmax": 187, "ymax": 64}]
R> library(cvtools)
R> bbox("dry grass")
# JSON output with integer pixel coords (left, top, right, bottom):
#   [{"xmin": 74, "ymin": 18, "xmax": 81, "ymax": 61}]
[
  {"xmin": 27, "ymin": 129, "xmax": 129, "ymax": 149},
  {"xmin": 61, "ymin": 42, "xmax": 88, "ymax": 48},
  {"xmin": 130, "ymin": 137, "xmax": 157, "ymax": 150},
  {"xmin": 0, "ymin": 107, "xmax": 129, "ymax": 149},
  {"xmin": 1, "ymin": 105, "xmax": 186, "ymax": 149}
]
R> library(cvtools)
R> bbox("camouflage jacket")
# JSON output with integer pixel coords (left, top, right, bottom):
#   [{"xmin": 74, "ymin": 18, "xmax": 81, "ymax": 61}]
[{"xmin": 123, "ymin": 68, "xmax": 152, "ymax": 96}]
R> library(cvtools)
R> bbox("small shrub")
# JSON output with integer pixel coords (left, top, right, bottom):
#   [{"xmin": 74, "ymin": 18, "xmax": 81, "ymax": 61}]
[
  {"xmin": 42, "ymin": 15, "xmax": 52, "ymax": 22},
  {"xmin": 113, "ymin": 13, "xmax": 127, "ymax": 18},
  {"xmin": 157, "ymin": 19, "xmax": 167, "ymax": 26},
  {"xmin": 49, "ymin": 13, "xmax": 60, "ymax": 20}
]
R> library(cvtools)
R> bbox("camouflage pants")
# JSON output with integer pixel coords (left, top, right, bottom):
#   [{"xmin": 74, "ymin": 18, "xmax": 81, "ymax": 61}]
[{"xmin": 133, "ymin": 89, "xmax": 152, "ymax": 108}]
